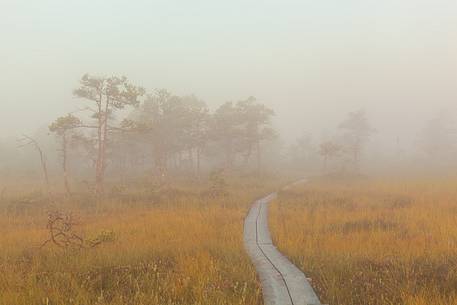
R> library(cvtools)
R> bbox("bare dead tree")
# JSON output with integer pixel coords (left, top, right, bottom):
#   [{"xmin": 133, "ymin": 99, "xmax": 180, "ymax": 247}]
[
  {"xmin": 18, "ymin": 135, "xmax": 51, "ymax": 194},
  {"xmin": 40, "ymin": 211, "xmax": 84, "ymax": 249},
  {"xmin": 40, "ymin": 210, "xmax": 115, "ymax": 249}
]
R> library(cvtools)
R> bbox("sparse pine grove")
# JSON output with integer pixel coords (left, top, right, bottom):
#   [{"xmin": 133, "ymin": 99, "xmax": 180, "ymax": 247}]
[
  {"xmin": 3, "ymin": 75, "xmax": 457, "ymax": 305},
  {"xmin": 3, "ymin": 1, "xmax": 456, "ymax": 303}
]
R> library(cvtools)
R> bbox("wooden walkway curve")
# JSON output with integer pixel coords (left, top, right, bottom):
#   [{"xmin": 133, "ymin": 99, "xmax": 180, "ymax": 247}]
[{"xmin": 243, "ymin": 185, "xmax": 322, "ymax": 305}]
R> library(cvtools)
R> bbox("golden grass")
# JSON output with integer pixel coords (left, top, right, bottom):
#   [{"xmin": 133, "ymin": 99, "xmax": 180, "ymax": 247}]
[
  {"xmin": 0, "ymin": 177, "xmax": 281, "ymax": 305},
  {"xmin": 270, "ymin": 176, "xmax": 457, "ymax": 305}
]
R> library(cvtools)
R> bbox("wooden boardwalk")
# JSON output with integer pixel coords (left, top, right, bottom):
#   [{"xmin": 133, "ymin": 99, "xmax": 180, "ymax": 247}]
[{"xmin": 244, "ymin": 191, "xmax": 322, "ymax": 305}]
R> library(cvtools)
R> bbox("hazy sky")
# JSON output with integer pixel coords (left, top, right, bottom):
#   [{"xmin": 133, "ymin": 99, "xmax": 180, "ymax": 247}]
[{"xmin": 1, "ymin": 0, "xmax": 456, "ymax": 147}]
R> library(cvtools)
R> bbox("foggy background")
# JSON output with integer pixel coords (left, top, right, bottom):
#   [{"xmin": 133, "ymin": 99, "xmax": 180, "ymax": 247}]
[{"xmin": 1, "ymin": 0, "xmax": 456, "ymax": 174}]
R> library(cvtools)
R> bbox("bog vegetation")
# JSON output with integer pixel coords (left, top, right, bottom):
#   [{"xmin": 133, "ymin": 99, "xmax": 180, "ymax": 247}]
[
  {"xmin": 270, "ymin": 177, "xmax": 457, "ymax": 305},
  {"xmin": 0, "ymin": 175, "xmax": 285, "ymax": 305},
  {"xmin": 2, "ymin": 72, "xmax": 457, "ymax": 305}
]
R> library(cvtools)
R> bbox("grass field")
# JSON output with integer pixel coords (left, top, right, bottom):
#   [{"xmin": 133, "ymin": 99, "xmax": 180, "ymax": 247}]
[
  {"xmin": 0, "ymin": 176, "xmax": 281, "ymax": 305},
  {"xmin": 270, "ymin": 176, "xmax": 457, "ymax": 305}
]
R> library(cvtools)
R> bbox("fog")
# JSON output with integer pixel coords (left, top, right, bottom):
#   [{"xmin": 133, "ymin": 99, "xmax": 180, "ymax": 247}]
[{"xmin": 1, "ymin": 0, "xmax": 457, "ymax": 177}]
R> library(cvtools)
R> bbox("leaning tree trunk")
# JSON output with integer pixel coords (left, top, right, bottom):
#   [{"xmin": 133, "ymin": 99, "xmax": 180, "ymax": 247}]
[
  {"xmin": 39, "ymin": 148, "xmax": 51, "ymax": 195},
  {"xmin": 20, "ymin": 136, "xmax": 51, "ymax": 195}
]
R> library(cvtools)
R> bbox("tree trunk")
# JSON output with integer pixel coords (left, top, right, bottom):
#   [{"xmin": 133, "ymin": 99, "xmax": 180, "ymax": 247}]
[
  {"xmin": 95, "ymin": 98, "xmax": 110, "ymax": 196},
  {"xmin": 62, "ymin": 132, "xmax": 71, "ymax": 195},
  {"xmin": 243, "ymin": 145, "xmax": 252, "ymax": 166},
  {"xmin": 188, "ymin": 148, "xmax": 194, "ymax": 174},
  {"xmin": 256, "ymin": 140, "xmax": 261, "ymax": 175},
  {"xmin": 154, "ymin": 149, "xmax": 168, "ymax": 178},
  {"xmin": 353, "ymin": 148, "xmax": 359, "ymax": 172},
  {"xmin": 100, "ymin": 99, "xmax": 110, "ymax": 194},
  {"xmin": 95, "ymin": 98, "xmax": 104, "ymax": 195},
  {"xmin": 22, "ymin": 136, "xmax": 51, "ymax": 195},
  {"xmin": 225, "ymin": 139, "xmax": 233, "ymax": 169},
  {"xmin": 95, "ymin": 166, "xmax": 104, "ymax": 195},
  {"xmin": 196, "ymin": 147, "xmax": 201, "ymax": 178},
  {"xmin": 39, "ymin": 149, "xmax": 50, "ymax": 195}
]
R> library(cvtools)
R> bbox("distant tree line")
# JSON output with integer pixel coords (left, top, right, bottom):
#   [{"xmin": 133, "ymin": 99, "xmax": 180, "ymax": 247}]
[
  {"xmin": 49, "ymin": 74, "xmax": 276, "ymax": 195},
  {"xmin": 289, "ymin": 110, "xmax": 375, "ymax": 175}
]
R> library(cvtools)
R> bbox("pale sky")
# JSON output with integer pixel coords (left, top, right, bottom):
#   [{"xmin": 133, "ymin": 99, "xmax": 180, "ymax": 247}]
[{"xmin": 1, "ymin": 0, "xmax": 456, "ymax": 147}]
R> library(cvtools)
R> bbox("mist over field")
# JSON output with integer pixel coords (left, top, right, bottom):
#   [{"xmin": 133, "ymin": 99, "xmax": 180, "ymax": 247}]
[
  {"xmin": 1, "ymin": 0, "xmax": 456, "ymax": 177},
  {"xmin": 2, "ymin": 2, "xmax": 457, "ymax": 305}
]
